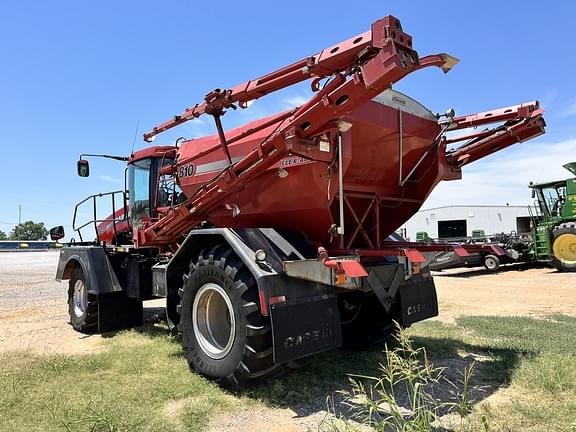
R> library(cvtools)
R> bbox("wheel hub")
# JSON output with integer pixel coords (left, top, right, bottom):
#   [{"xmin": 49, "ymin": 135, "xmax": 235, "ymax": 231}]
[
  {"xmin": 192, "ymin": 283, "xmax": 236, "ymax": 359},
  {"xmin": 553, "ymin": 233, "xmax": 576, "ymax": 264},
  {"xmin": 73, "ymin": 279, "xmax": 87, "ymax": 317}
]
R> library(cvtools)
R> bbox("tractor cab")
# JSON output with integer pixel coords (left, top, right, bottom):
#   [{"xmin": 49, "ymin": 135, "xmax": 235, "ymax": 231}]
[
  {"xmin": 127, "ymin": 146, "xmax": 178, "ymax": 230},
  {"xmin": 532, "ymin": 180, "xmax": 568, "ymax": 219},
  {"xmin": 530, "ymin": 163, "xmax": 576, "ymax": 221},
  {"xmin": 528, "ymin": 163, "xmax": 576, "ymax": 271},
  {"xmin": 67, "ymin": 146, "xmax": 178, "ymax": 245}
]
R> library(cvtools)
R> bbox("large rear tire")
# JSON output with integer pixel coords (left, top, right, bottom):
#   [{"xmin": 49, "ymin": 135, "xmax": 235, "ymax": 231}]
[
  {"xmin": 179, "ymin": 245, "xmax": 282, "ymax": 387},
  {"xmin": 551, "ymin": 223, "xmax": 576, "ymax": 272},
  {"xmin": 68, "ymin": 267, "xmax": 98, "ymax": 333}
]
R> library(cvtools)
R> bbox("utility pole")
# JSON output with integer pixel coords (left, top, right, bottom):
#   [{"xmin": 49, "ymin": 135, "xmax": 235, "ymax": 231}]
[{"xmin": 18, "ymin": 205, "xmax": 21, "ymax": 225}]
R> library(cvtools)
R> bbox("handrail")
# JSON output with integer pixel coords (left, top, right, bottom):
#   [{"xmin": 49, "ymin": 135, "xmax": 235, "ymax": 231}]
[{"xmin": 72, "ymin": 190, "xmax": 129, "ymax": 244}]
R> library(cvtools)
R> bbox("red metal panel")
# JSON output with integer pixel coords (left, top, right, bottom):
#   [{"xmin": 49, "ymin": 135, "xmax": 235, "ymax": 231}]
[
  {"xmin": 453, "ymin": 245, "xmax": 470, "ymax": 257},
  {"xmin": 259, "ymin": 289, "xmax": 268, "ymax": 316},
  {"xmin": 490, "ymin": 245, "xmax": 506, "ymax": 256},
  {"xmin": 402, "ymin": 249, "xmax": 426, "ymax": 263},
  {"xmin": 341, "ymin": 260, "xmax": 369, "ymax": 278}
]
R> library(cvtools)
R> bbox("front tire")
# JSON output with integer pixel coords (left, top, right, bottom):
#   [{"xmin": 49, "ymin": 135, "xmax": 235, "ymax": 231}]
[
  {"xmin": 68, "ymin": 267, "xmax": 98, "ymax": 333},
  {"xmin": 551, "ymin": 223, "xmax": 576, "ymax": 272},
  {"xmin": 179, "ymin": 245, "xmax": 282, "ymax": 387}
]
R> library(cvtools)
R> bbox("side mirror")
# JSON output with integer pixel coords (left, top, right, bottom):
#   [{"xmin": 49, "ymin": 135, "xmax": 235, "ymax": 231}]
[
  {"xmin": 531, "ymin": 189, "xmax": 536, "ymax": 199},
  {"xmin": 77, "ymin": 159, "xmax": 90, "ymax": 177},
  {"xmin": 50, "ymin": 226, "xmax": 65, "ymax": 241}
]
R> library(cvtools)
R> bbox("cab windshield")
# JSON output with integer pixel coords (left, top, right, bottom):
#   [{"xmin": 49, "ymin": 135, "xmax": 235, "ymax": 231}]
[{"xmin": 540, "ymin": 185, "xmax": 566, "ymax": 217}]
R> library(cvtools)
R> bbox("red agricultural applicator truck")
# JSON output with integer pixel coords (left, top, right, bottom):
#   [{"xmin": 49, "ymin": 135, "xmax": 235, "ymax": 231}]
[{"xmin": 51, "ymin": 16, "xmax": 545, "ymax": 386}]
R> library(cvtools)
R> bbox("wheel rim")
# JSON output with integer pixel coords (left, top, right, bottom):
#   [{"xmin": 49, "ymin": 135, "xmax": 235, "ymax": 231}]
[
  {"xmin": 73, "ymin": 279, "xmax": 87, "ymax": 317},
  {"xmin": 486, "ymin": 258, "xmax": 496, "ymax": 269},
  {"xmin": 192, "ymin": 283, "xmax": 236, "ymax": 359},
  {"xmin": 553, "ymin": 233, "xmax": 576, "ymax": 264}
]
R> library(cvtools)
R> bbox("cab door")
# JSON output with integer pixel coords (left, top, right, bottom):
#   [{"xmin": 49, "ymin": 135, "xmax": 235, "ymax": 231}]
[{"xmin": 128, "ymin": 158, "xmax": 153, "ymax": 229}]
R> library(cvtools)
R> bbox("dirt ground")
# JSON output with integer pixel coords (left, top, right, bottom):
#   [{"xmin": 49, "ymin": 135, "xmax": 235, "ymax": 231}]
[
  {"xmin": 433, "ymin": 262, "xmax": 576, "ymax": 321},
  {"xmin": 1, "ymin": 251, "xmax": 575, "ymax": 431}
]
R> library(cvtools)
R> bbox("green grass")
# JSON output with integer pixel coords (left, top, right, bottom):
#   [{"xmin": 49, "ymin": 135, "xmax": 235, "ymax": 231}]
[
  {"xmin": 406, "ymin": 315, "xmax": 576, "ymax": 431},
  {"xmin": 0, "ymin": 325, "xmax": 239, "ymax": 432},
  {"xmin": 248, "ymin": 348, "xmax": 385, "ymax": 407},
  {"xmin": 2, "ymin": 315, "xmax": 576, "ymax": 431}
]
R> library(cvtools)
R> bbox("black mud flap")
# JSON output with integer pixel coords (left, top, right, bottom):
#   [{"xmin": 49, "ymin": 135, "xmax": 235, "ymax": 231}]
[
  {"xmin": 270, "ymin": 294, "xmax": 342, "ymax": 364},
  {"xmin": 97, "ymin": 292, "xmax": 143, "ymax": 333},
  {"xmin": 399, "ymin": 276, "xmax": 439, "ymax": 326}
]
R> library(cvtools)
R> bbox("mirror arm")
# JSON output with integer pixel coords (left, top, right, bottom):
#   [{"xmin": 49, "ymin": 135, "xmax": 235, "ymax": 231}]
[{"xmin": 79, "ymin": 153, "xmax": 129, "ymax": 162}]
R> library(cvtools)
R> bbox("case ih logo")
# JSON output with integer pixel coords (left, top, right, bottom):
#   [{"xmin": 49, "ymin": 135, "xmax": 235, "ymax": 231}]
[
  {"xmin": 283, "ymin": 325, "xmax": 332, "ymax": 349},
  {"xmin": 178, "ymin": 163, "xmax": 195, "ymax": 178},
  {"xmin": 406, "ymin": 302, "xmax": 433, "ymax": 316}
]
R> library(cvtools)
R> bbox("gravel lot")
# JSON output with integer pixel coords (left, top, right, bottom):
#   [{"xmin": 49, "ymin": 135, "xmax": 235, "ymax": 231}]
[
  {"xmin": 0, "ymin": 250, "xmax": 103, "ymax": 354},
  {"xmin": 0, "ymin": 250, "xmax": 62, "ymax": 310}
]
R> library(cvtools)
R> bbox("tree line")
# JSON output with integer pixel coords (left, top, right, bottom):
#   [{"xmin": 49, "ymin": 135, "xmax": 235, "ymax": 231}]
[{"xmin": 0, "ymin": 221, "xmax": 49, "ymax": 241}]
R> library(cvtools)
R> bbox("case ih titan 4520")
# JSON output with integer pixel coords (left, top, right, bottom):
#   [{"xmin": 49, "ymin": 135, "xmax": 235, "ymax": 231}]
[{"xmin": 51, "ymin": 16, "xmax": 545, "ymax": 386}]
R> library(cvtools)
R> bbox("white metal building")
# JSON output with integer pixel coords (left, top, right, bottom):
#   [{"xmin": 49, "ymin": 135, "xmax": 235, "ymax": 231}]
[{"xmin": 399, "ymin": 205, "xmax": 532, "ymax": 241}]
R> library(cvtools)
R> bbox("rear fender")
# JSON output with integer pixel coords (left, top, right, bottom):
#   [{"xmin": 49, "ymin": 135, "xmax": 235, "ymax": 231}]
[{"xmin": 163, "ymin": 228, "xmax": 322, "ymax": 327}]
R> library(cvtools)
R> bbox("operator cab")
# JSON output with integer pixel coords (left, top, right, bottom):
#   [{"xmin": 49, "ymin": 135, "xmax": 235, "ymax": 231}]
[
  {"xmin": 534, "ymin": 182, "xmax": 566, "ymax": 218},
  {"xmin": 529, "ymin": 163, "xmax": 576, "ymax": 220},
  {"xmin": 70, "ymin": 146, "xmax": 178, "ymax": 244},
  {"xmin": 127, "ymin": 146, "xmax": 178, "ymax": 229}
]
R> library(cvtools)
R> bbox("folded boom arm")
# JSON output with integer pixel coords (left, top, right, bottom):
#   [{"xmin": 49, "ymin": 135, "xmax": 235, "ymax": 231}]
[{"xmin": 445, "ymin": 101, "xmax": 545, "ymax": 166}]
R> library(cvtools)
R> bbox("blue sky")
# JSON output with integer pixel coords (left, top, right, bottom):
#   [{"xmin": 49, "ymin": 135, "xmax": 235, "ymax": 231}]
[{"xmin": 1, "ymin": 1, "xmax": 575, "ymax": 235}]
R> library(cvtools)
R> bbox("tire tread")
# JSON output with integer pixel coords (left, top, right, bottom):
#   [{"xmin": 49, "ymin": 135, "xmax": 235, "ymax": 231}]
[{"xmin": 179, "ymin": 244, "xmax": 283, "ymax": 387}]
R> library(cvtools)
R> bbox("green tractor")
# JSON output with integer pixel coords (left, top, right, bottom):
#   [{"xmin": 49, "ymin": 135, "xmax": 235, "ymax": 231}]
[{"xmin": 529, "ymin": 162, "xmax": 576, "ymax": 271}]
